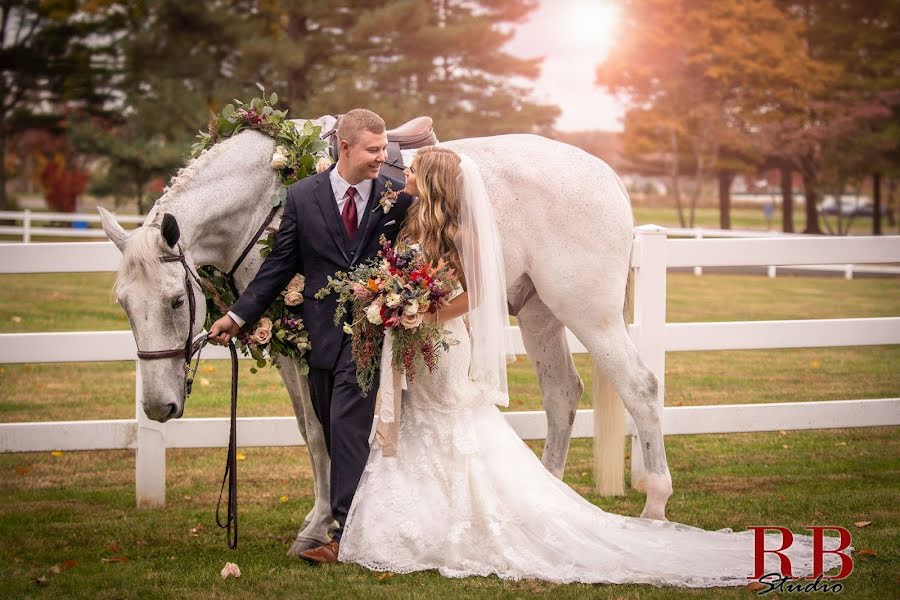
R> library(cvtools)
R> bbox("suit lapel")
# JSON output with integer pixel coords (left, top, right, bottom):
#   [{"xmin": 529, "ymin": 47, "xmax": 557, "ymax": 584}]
[
  {"xmin": 351, "ymin": 176, "xmax": 387, "ymax": 265},
  {"xmin": 312, "ymin": 167, "xmax": 351, "ymax": 264}
]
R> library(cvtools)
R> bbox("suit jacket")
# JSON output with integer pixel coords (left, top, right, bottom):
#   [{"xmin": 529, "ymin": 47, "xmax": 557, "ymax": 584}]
[{"xmin": 232, "ymin": 164, "xmax": 413, "ymax": 370}]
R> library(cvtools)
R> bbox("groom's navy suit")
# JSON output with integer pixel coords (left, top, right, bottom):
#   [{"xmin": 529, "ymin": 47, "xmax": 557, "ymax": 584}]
[{"xmin": 231, "ymin": 163, "xmax": 412, "ymax": 541}]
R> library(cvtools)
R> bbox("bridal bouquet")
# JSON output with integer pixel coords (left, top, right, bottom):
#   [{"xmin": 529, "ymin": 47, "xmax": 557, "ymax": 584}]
[{"xmin": 315, "ymin": 235, "xmax": 459, "ymax": 393}]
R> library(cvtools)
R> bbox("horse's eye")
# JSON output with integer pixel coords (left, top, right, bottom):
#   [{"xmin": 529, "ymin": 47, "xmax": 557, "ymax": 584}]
[{"xmin": 171, "ymin": 296, "xmax": 184, "ymax": 309}]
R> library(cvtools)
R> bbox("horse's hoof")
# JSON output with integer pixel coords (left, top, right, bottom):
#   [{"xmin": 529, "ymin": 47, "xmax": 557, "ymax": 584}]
[
  {"xmin": 640, "ymin": 506, "xmax": 669, "ymax": 521},
  {"xmin": 287, "ymin": 537, "xmax": 329, "ymax": 556}
]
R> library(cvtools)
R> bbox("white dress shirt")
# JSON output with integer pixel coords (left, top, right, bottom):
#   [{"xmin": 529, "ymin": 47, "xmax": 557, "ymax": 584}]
[{"xmin": 228, "ymin": 165, "xmax": 374, "ymax": 328}]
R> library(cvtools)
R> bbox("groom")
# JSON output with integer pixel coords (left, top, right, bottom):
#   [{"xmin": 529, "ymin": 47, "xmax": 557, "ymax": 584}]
[{"xmin": 209, "ymin": 108, "xmax": 413, "ymax": 563}]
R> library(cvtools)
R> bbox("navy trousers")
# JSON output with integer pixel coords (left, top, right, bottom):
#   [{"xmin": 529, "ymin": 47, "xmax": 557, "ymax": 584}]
[{"xmin": 306, "ymin": 333, "xmax": 380, "ymax": 542}]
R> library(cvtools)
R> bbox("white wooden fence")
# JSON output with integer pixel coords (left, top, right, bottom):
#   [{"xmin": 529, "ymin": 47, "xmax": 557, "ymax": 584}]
[
  {"xmin": 1, "ymin": 226, "xmax": 898, "ymax": 507},
  {"xmin": 0, "ymin": 210, "xmax": 143, "ymax": 242}
]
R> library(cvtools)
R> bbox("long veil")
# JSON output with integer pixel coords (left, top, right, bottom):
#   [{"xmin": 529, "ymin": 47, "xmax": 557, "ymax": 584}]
[{"xmin": 455, "ymin": 153, "xmax": 515, "ymax": 407}]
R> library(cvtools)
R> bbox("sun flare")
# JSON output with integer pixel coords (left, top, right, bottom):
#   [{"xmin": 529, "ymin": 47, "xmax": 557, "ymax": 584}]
[{"xmin": 563, "ymin": 1, "xmax": 620, "ymax": 55}]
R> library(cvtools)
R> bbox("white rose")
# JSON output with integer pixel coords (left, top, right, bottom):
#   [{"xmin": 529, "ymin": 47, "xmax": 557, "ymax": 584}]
[
  {"xmin": 366, "ymin": 302, "xmax": 383, "ymax": 325},
  {"xmin": 385, "ymin": 293, "xmax": 401, "ymax": 308},
  {"xmin": 271, "ymin": 152, "xmax": 288, "ymax": 170},
  {"xmin": 401, "ymin": 312, "xmax": 423, "ymax": 330},
  {"xmin": 403, "ymin": 299, "xmax": 419, "ymax": 315},
  {"xmin": 284, "ymin": 291, "xmax": 303, "ymax": 306}
]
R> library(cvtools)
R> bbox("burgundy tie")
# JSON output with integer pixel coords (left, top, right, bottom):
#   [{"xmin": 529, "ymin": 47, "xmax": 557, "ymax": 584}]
[{"xmin": 341, "ymin": 187, "xmax": 358, "ymax": 241}]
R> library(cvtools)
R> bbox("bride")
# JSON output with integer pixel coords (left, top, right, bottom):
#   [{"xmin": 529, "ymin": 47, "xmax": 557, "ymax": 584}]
[{"xmin": 337, "ymin": 146, "xmax": 851, "ymax": 587}]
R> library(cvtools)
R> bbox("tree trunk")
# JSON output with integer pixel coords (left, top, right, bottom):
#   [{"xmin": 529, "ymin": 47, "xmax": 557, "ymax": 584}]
[
  {"xmin": 886, "ymin": 178, "xmax": 897, "ymax": 229},
  {"xmin": 718, "ymin": 170, "xmax": 734, "ymax": 229},
  {"xmin": 801, "ymin": 171, "xmax": 823, "ymax": 234},
  {"xmin": 0, "ymin": 131, "xmax": 8, "ymax": 211},
  {"xmin": 669, "ymin": 130, "xmax": 685, "ymax": 228},
  {"xmin": 872, "ymin": 172, "xmax": 882, "ymax": 235},
  {"xmin": 780, "ymin": 164, "xmax": 794, "ymax": 233}
]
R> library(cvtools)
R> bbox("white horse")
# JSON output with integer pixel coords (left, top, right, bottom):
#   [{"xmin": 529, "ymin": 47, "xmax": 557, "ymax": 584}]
[{"xmin": 100, "ymin": 121, "xmax": 672, "ymax": 554}]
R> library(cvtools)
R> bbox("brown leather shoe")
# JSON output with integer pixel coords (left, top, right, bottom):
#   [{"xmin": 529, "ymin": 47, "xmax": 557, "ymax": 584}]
[{"xmin": 297, "ymin": 540, "xmax": 340, "ymax": 565}]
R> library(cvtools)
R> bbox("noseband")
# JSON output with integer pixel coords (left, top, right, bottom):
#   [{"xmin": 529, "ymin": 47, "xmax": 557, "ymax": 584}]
[{"xmin": 135, "ymin": 244, "xmax": 208, "ymax": 398}]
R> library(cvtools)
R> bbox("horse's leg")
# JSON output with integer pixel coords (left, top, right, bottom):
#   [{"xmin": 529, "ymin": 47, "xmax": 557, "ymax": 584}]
[
  {"xmin": 530, "ymin": 271, "xmax": 672, "ymax": 520},
  {"xmin": 517, "ymin": 292, "xmax": 584, "ymax": 479},
  {"xmin": 275, "ymin": 360, "xmax": 336, "ymax": 554}
]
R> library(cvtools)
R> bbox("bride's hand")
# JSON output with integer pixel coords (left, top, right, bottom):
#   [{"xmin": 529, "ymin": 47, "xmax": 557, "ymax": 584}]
[{"xmin": 423, "ymin": 311, "xmax": 438, "ymax": 324}]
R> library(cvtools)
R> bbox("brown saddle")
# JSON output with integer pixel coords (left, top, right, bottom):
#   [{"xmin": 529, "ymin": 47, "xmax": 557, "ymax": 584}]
[{"xmin": 321, "ymin": 115, "xmax": 438, "ymax": 181}]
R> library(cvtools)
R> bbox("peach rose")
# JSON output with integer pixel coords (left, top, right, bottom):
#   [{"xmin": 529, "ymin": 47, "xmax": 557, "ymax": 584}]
[
  {"xmin": 251, "ymin": 317, "xmax": 273, "ymax": 344},
  {"xmin": 286, "ymin": 274, "xmax": 305, "ymax": 293},
  {"xmin": 401, "ymin": 312, "xmax": 423, "ymax": 330},
  {"xmin": 284, "ymin": 291, "xmax": 303, "ymax": 306}
]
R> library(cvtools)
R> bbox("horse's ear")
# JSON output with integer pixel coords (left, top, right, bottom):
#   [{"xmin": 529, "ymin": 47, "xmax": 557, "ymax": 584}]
[
  {"xmin": 161, "ymin": 213, "xmax": 180, "ymax": 248},
  {"xmin": 98, "ymin": 207, "xmax": 129, "ymax": 252}
]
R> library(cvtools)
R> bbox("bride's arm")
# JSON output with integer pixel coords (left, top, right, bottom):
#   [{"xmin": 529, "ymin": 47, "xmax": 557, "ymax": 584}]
[{"xmin": 425, "ymin": 269, "xmax": 471, "ymax": 324}]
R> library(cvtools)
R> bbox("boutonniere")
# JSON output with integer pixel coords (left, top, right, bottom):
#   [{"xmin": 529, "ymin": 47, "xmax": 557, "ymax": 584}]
[{"xmin": 374, "ymin": 180, "xmax": 399, "ymax": 213}]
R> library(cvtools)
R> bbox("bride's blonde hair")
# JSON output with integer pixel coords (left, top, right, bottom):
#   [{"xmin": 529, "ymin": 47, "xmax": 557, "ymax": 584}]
[{"xmin": 398, "ymin": 146, "xmax": 463, "ymax": 275}]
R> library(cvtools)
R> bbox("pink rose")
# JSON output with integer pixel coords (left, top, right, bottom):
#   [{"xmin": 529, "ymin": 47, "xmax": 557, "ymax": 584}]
[
  {"xmin": 251, "ymin": 317, "xmax": 273, "ymax": 344},
  {"xmin": 284, "ymin": 291, "xmax": 303, "ymax": 306}
]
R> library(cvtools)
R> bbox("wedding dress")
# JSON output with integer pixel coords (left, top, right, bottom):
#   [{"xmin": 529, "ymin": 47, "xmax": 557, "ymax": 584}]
[
  {"xmin": 339, "ymin": 152, "xmax": 850, "ymax": 587},
  {"xmin": 338, "ymin": 308, "xmax": 851, "ymax": 587}
]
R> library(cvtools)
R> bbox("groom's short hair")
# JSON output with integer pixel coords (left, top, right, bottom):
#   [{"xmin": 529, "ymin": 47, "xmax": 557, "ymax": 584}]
[{"xmin": 338, "ymin": 109, "xmax": 386, "ymax": 145}]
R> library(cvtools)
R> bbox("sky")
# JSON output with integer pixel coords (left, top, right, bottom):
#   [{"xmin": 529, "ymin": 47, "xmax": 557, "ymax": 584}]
[{"xmin": 505, "ymin": 0, "xmax": 625, "ymax": 132}]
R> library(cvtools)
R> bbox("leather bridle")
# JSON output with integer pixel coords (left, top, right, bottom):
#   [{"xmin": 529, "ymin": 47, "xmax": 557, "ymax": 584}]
[{"xmin": 133, "ymin": 204, "xmax": 280, "ymax": 550}]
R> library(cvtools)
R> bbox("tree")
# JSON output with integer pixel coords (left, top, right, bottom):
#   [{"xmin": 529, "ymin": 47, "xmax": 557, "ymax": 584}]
[
  {"xmin": 1, "ymin": 0, "xmax": 122, "ymax": 210},
  {"xmin": 597, "ymin": 0, "xmax": 833, "ymax": 229}
]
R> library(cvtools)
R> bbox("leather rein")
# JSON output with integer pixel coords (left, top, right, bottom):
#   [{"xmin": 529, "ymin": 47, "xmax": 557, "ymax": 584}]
[{"xmin": 135, "ymin": 204, "xmax": 279, "ymax": 549}]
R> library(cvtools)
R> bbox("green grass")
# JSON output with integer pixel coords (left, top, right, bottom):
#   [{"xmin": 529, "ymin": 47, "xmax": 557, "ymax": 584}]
[{"xmin": 0, "ymin": 271, "xmax": 898, "ymax": 597}]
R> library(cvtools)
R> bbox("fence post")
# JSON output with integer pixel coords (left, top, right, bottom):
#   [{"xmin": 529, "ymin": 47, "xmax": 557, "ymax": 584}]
[
  {"xmin": 693, "ymin": 231, "xmax": 703, "ymax": 276},
  {"xmin": 134, "ymin": 363, "xmax": 166, "ymax": 507},
  {"xmin": 630, "ymin": 225, "xmax": 668, "ymax": 490},
  {"xmin": 23, "ymin": 209, "xmax": 31, "ymax": 243}
]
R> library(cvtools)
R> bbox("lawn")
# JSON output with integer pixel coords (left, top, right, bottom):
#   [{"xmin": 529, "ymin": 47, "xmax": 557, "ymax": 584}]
[{"xmin": 0, "ymin": 271, "xmax": 898, "ymax": 598}]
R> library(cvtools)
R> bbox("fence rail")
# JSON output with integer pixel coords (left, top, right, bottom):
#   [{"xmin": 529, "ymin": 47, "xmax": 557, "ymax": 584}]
[{"xmin": 1, "ymin": 226, "xmax": 899, "ymax": 506}]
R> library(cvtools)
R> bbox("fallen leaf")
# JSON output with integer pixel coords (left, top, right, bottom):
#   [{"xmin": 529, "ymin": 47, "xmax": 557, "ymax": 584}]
[
  {"xmin": 199, "ymin": 377, "xmax": 211, "ymax": 387},
  {"xmin": 782, "ymin": 444, "xmax": 789, "ymax": 449},
  {"xmin": 746, "ymin": 582, "xmax": 766, "ymax": 591},
  {"xmin": 220, "ymin": 562, "xmax": 241, "ymax": 579},
  {"xmin": 189, "ymin": 524, "xmax": 205, "ymax": 536},
  {"xmin": 203, "ymin": 366, "xmax": 215, "ymax": 374},
  {"xmin": 779, "ymin": 430, "xmax": 787, "ymax": 436},
  {"xmin": 50, "ymin": 451, "xmax": 63, "ymax": 457},
  {"xmin": 15, "ymin": 466, "xmax": 29, "ymax": 475},
  {"xmin": 778, "ymin": 495, "xmax": 787, "ymax": 501},
  {"xmin": 31, "ymin": 576, "xmax": 48, "ymax": 586},
  {"xmin": 101, "ymin": 556, "xmax": 129, "ymax": 564},
  {"xmin": 377, "ymin": 571, "xmax": 395, "ymax": 582},
  {"xmin": 106, "ymin": 543, "xmax": 120, "ymax": 553},
  {"xmin": 49, "ymin": 565, "xmax": 60, "ymax": 575},
  {"xmin": 183, "ymin": 495, "xmax": 192, "ymax": 501},
  {"xmin": 278, "ymin": 495, "xmax": 289, "ymax": 503},
  {"xmin": 857, "ymin": 549, "xmax": 877, "ymax": 557},
  {"xmin": 810, "ymin": 360, "xmax": 821, "ymax": 369},
  {"xmin": 11, "ymin": 315, "xmax": 22, "ymax": 323},
  {"xmin": 58, "ymin": 559, "xmax": 77, "ymax": 571},
  {"xmin": 236, "ymin": 452, "xmax": 247, "ymax": 461},
  {"xmin": 854, "ymin": 521, "xmax": 871, "ymax": 528},
  {"xmin": 835, "ymin": 441, "xmax": 847, "ymax": 446}
]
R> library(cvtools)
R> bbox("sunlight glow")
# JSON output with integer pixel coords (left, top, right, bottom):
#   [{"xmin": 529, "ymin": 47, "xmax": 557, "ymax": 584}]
[{"xmin": 563, "ymin": 1, "xmax": 620, "ymax": 56}]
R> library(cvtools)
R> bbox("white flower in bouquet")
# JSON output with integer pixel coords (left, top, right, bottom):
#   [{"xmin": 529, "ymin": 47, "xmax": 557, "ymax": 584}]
[
  {"xmin": 403, "ymin": 299, "xmax": 420, "ymax": 315},
  {"xmin": 401, "ymin": 312, "xmax": 423, "ymax": 330},
  {"xmin": 342, "ymin": 323, "xmax": 353, "ymax": 334},
  {"xmin": 385, "ymin": 292, "xmax": 402, "ymax": 308},
  {"xmin": 366, "ymin": 299, "xmax": 384, "ymax": 325}
]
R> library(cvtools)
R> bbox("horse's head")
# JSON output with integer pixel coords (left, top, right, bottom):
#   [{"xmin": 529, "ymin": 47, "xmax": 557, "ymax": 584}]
[{"xmin": 100, "ymin": 208, "xmax": 206, "ymax": 422}]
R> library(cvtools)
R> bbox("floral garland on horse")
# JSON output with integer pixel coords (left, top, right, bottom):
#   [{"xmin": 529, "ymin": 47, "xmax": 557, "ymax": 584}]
[{"xmin": 194, "ymin": 83, "xmax": 330, "ymax": 374}]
